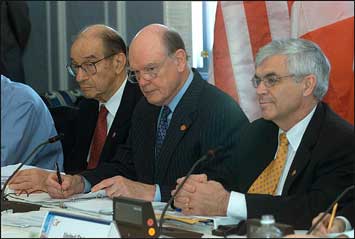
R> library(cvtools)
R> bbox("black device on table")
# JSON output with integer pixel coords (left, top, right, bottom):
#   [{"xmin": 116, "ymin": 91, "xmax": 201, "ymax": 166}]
[
  {"xmin": 113, "ymin": 196, "xmax": 203, "ymax": 238},
  {"xmin": 113, "ymin": 147, "xmax": 226, "ymax": 237}
]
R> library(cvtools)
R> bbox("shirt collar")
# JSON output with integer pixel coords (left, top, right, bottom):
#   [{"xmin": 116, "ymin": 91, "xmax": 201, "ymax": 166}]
[
  {"xmin": 166, "ymin": 68, "xmax": 193, "ymax": 113},
  {"xmin": 99, "ymin": 76, "xmax": 128, "ymax": 116},
  {"xmin": 279, "ymin": 105, "xmax": 317, "ymax": 151}
]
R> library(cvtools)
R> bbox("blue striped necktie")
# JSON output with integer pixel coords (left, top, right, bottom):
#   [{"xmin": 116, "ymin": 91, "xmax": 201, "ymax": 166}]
[{"xmin": 155, "ymin": 106, "xmax": 171, "ymax": 163}]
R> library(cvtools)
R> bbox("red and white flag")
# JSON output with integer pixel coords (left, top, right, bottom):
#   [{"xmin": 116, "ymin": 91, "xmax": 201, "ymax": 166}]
[{"xmin": 210, "ymin": 1, "xmax": 354, "ymax": 124}]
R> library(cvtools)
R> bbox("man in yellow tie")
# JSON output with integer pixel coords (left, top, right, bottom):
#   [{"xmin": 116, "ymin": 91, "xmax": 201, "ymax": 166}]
[{"xmin": 173, "ymin": 39, "xmax": 354, "ymax": 229}]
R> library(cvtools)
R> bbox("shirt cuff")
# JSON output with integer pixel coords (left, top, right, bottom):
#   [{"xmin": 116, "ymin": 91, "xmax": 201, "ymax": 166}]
[
  {"xmin": 226, "ymin": 191, "xmax": 247, "ymax": 220},
  {"xmin": 82, "ymin": 176, "xmax": 92, "ymax": 193},
  {"xmin": 336, "ymin": 216, "xmax": 353, "ymax": 232},
  {"xmin": 154, "ymin": 184, "xmax": 161, "ymax": 202}
]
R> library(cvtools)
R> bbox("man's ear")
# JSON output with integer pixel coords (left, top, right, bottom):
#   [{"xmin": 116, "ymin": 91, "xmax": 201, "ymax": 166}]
[
  {"xmin": 114, "ymin": 52, "xmax": 127, "ymax": 74},
  {"xmin": 174, "ymin": 49, "xmax": 187, "ymax": 72},
  {"xmin": 302, "ymin": 74, "xmax": 317, "ymax": 97}
]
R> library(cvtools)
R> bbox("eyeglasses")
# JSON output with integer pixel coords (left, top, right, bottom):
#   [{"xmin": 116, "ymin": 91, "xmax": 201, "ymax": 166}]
[
  {"xmin": 127, "ymin": 56, "xmax": 170, "ymax": 84},
  {"xmin": 66, "ymin": 52, "xmax": 117, "ymax": 77},
  {"xmin": 251, "ymin": 74, "xmax": 295, "ymax": 88}
]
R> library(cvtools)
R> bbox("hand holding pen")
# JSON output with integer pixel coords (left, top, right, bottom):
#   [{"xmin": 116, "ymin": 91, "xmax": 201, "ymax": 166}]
[
  {"xmin": 55, "ymin": 162, "xmax": 64, "ymax": 194},
  {"xmin": 45, "ymin": 172, "xmax": 85, "ymax": 199}
]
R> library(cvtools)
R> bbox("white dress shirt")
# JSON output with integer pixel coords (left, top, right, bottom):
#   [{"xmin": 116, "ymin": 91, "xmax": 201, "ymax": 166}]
[
  {"xmin": 227, "ymin": 105, "xmax": 317, "ymax": 220},
  {"xmin": 86, "ymin": 78, "xmax": 128, "ymax": 162}
]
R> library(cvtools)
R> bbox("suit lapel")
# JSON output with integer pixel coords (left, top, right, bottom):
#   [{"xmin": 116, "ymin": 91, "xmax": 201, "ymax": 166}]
[
  {"xmin": 135, "ymin": 101, "xmax": 161, "ymax": 182},
  {"xmin": 282, "ymin": 103, "xmax": 325, "ymax": 193},
  {"xmin": 79, "ymin": 99, "xmax": 99, "ymax": 161},
  {"xmin": 101, "ymin": 82, "xmax": 139, "ymax": 160},
  {"xmin": 155, "ymin": 72, "xmax": 204, "ymax": 181}
]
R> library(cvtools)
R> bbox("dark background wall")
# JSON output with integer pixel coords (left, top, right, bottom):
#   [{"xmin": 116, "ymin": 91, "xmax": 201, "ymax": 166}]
[{"xmin": 23, "ymin": 1, "xmax": 164, "ymax": 94}]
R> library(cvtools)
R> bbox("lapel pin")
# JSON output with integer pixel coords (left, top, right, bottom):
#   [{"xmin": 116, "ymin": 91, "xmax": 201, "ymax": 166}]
[
  {"xmin": 112, "ymin": 132, "xmax": 116, "ymax": 138},
  {"xmin": 180, "ymin": 124, "xmax": 188, "ymax": 131},
  {"xmin": 291, "ymin": 170, "xmax": 297, "ymax": 176}
]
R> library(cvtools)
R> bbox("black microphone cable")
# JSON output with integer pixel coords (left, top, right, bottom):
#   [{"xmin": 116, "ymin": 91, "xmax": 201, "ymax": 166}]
[
  {"xmin": 1, "ymin": 133, "xmax": 64, "ymax": 201},
  {"xmin": 158, "ymin": 145, "xmax": 223, "ymax": 236},
  {"xmin": 307, "ymin": 184, "xmax": 355, "ymax": 235}
]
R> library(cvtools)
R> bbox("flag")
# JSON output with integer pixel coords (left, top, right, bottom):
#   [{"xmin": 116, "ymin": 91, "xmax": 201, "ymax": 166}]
[
  {"xmin": 291, "ymin": 1, "xmax": 354, "ymax": 124},
  {"xmin": 210, "ymin": 1, "xmax": 354, "ymax": 124}
]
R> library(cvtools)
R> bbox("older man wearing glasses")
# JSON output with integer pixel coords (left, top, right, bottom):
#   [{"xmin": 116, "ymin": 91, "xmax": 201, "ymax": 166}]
[
  {"xmin": 172, "ymin": 39, "xmax": 354, "ymax": 229},
  {"xmin": 8, "ymin": 24, "xmax": 142, "ymax": 194},
  {"xmin": 44, "ymin": 23, "xmax": 248, "ymax": 202}
]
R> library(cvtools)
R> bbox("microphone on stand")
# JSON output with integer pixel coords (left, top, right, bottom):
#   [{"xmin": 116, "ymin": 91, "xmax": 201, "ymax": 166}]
[
  {"xmin": 158, "ymin": 145, "xmax": 224, "ymax": 235},
  {"xmin": 307, "ymin": 184, "xmax": 355, "ymax": 234},
  {"xmin": 1, "ymin": 133, "xmax": 64, "ymax": 201}
]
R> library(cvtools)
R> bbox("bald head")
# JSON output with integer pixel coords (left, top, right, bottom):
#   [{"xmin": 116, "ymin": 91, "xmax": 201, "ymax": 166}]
[
  {"xmin": 129, "ymin": 24, "xmax": 186, "ymax": 62},
  {"xmin": 74, "ymin": 24, "xmax": 126, "ymax": 56}
]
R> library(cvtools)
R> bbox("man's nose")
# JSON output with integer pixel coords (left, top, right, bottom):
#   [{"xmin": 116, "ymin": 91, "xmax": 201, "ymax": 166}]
[
  {"xmin": 75, "ymin": 67, "xmax": 88, "ymax": 82},
  {"xmin": 256, "ymin": 80, "xmax": 268, "ymax": 95}
]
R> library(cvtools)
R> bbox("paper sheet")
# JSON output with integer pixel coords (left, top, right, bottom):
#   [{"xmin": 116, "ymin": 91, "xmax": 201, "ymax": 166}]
[
  {"xmin": 64, "ymin": 198, "xmax": 113, "ymax": 215},
  {"xmin": 1, "ymin": 210, "xmax": 48, "ymax": 228},
  {"xmin": 6, "ymin": 190, "xmax": 107, "ymax": 206}
]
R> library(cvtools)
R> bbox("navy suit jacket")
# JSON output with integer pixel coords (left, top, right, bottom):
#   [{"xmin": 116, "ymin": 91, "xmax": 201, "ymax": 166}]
[
  {"xmin": 217, "ymin": 102, "xmax": 354, "ymax": 229},
  {"xmin": 63, "ymin": 81, "xmax": 142, "ymax": 173},
  {"xmin": 82, "ymin": 69, "xmax": 249, "ymax": 201}
]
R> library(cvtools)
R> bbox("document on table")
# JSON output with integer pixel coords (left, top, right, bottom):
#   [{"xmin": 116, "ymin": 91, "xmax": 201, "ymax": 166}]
[
  {"xmin": 64, "ymin": 200, "xmax": 168, "ymax": 216},
  {"xmin": 64, "ymin": 198, "xmax": 113, "ymax": 215},
  {"xmin": 5, "ymin": 190, "xmax": 107, "ymax": 206},
  {"xmin": 1, "ymin": 210, "xmax": 48, "ymax": 228}
]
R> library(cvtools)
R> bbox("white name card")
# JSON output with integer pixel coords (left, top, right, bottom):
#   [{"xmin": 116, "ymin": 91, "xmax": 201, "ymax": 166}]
[{"xmin": 39, "ymin": 210, "xmax": 119, "ymax": 238}]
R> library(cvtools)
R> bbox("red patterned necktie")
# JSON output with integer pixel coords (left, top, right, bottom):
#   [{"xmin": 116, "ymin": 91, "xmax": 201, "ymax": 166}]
[{"xmin": 87, "ymin": 105, "xmax": 108, "ymax": 169}]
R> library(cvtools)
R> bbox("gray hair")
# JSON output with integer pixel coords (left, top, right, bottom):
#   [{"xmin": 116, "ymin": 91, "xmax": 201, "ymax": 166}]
[
  {"xmin": 162, "ymin": 29, "xmax": 189, "ymax": 60},
  {"xmin": 255, "ymin": 38, "xmax": 330, "ymax": 100}
]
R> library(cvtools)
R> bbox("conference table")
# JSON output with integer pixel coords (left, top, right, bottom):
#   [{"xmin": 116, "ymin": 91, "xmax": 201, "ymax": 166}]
[
  {"xmin": 1, "ymin": 197, "xmax": 307, "ymax": 238},
  {"xmin": 1, "ymin": 198, "xmax": 228, "ymax": 238}
]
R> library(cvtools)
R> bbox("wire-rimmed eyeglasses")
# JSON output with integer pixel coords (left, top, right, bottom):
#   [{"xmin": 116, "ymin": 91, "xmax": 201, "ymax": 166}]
[
  {"xmin": 127, "ymin": 55, "xmax": 170, "ymax": 84},
  {"xmin": 251, "ymin": 74, "xmax": 295, "ymax": 88},
  {"xmin": 66, "ymin": 52, "xmax": 117, "ymax": 77}
]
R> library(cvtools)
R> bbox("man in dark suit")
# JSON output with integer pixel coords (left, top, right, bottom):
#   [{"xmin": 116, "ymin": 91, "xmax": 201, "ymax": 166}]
[
  {"xmin": 173, "ymin": 39, "xmax": 354, "ymax": 229},
  {"xmin": 0, "ymin": 0, "xmax": 31, "ymax": 83},
  {"xmin": 8, "ymin": 24, "xmax": 142, "ymax": 194},
  {"xmin": 45, "ymin": 24, "xmax": 249, "ymax": 201}
]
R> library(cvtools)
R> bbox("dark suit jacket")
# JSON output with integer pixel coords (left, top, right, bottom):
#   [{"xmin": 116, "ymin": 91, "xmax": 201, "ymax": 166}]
[
  {"xmin": 339, "ymin": 202, "xmax": 354, "ymax": 228},
  {"xmin": 218, "ymin": 102, "xmax": 354, "ymax": 229},
  {"xmin": 0, "ymin": 1, "xmax": 31, "ymax": 83},
  {"xmin": 82, "ymin": 69, "xmax": 249, "ymax": 201},
  {"xmin": 63, "ymin": 81, "xmax": 142, "ymax": 174}
]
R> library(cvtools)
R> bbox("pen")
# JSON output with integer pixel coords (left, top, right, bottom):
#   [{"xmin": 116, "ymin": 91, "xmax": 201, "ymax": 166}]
[
  {"xmin": 327, "ymin": 203, "xmax": 338, "ymax": 230},
  {"xmin": 55, "ymin": 162, "xmax": 64, "ymax": 193}
]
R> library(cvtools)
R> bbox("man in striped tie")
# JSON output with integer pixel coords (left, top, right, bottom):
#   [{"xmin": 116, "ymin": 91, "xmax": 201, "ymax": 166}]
[
  {"xmin": 173, "ymin": 39, "xmax": 354, "ymax": 229},
  {"xmin": 39, "ymin": 24, "xmax": 249, "ymax": 202}
]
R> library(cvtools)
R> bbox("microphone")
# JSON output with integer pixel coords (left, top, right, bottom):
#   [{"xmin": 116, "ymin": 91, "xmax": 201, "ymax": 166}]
[
  {"xmin": 158, "ymin": 145, "xmax": 224, "ymax": 235},
  {"xmin": 307, "ymin": 184, "xmax": 355, "ymax": 234},
  {"xmin": 1, "ymin": 133, "xmax": 64, "ymax": 201}
]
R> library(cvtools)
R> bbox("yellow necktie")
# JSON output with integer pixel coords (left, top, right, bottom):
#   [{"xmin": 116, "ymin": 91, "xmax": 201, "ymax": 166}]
[{"xmin": 248, "ymin": 132, "xmax": 289, "ymax": 195}]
